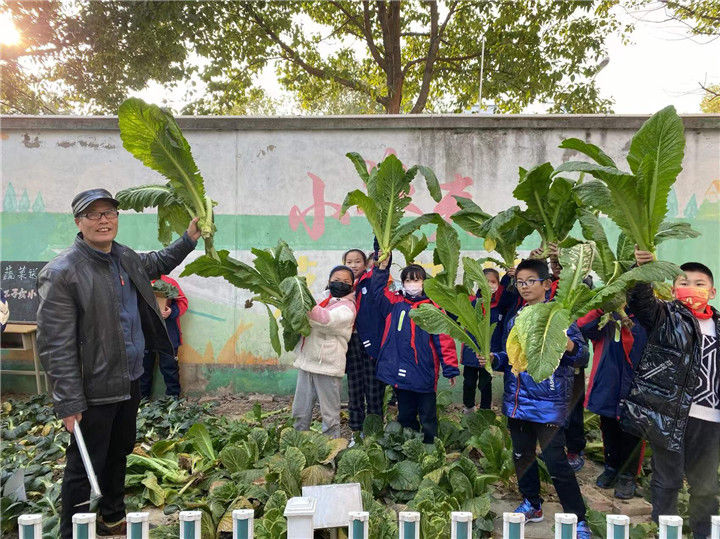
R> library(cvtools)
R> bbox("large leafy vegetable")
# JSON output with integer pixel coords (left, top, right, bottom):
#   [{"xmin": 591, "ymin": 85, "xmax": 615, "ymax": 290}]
[
  {"xmin": 556, "ymin": 105, "xmax": 688, "ymax": 254},
  {"xmin": 451, "ymin": 197, "xmax": 532, "ymax": 269},
  {"xmin": 342, "ymin": 153, "xmax": 443, "ymax": 262},
  {"xmin": 511, "ymin": 162, "xmax": 581, "ymax": 255},
  {"xmin": 115, "ymin": 98, "xmax": 217, "ymax": 257},
  {"xmin": 409, "ymin": 257, "xmax": 496, "ymax": 374},
  {"xmin": 509, "ymin": 243, "xmax": 681, "ymax": 382},
  {"xmin": 180, "ymin": 240, "xmax": 314, "ymax": 355}
]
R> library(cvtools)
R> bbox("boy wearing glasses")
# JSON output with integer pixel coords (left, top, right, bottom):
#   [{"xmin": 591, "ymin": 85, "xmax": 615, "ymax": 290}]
[
  {"xmin": 37, "ymin": 188, "xmax": 201, "ymax": 538},
  {"xmin": 480, "ymin": 258, "xmax": 591, "ymax": 538}
]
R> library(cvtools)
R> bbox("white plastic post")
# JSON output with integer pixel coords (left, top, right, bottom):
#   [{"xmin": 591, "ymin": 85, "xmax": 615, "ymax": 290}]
[
  {"xmin": 348, "ymin": 511, "xmax": 369, "ymax": 539},
  {"xmin": 606, "ymin": 514, "xmax": 630, "ymax": 539},
  {"xmin": 179, "ymin": 510, "xmax": 202, "ymax": 539},
  {"xmin": 711, "ymin": 515, "xmax": 720, "ymax": 539},
  {"xmin": 72, "ymin": 513, "xmax": 96, "ymax": 539},
  {"xmin": 555, "ymin": 513, "xmax": 577, "ymax": 539},
  {"xmin": 398, "ymin": 511, "xmax": 420, "ymax": 539},
  {"xmin": 503, "ymin": 513, "xmax": 525, "ymax": 539},
  {"xmin": 284, "ymin": 497, "xmax": 317, "ymax": 539},
  {"xmin": 451, "ymin": 511, "xmax": 473, "ymax": 539},
  {"xmin": 232, "ymin": 509, "xmax": 254, "ymax": 539},
  {"xmin": 126, "ymin": 512, "xmax": 149, "ymax": 539},
  {"xmin": 658, "ymin": 515, "xmax": 683, "ymax": 539},
  {"xmin": 18, "ymin": 514, "xmax": 42, "ymax": 539}
]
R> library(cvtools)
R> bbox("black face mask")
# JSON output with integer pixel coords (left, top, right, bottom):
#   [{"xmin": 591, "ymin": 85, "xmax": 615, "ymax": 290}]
[{"xmin": 328, "ymin": 281, "xmax": 352, "ymax": 298}]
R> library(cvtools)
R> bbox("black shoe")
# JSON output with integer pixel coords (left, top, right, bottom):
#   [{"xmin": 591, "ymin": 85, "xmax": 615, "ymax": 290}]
[
  {"xmin": 97, "ymin": 517, "xmax": 127, "ymax": 536},
  {"xmin": 596, "ymin": 466, "xmax": 618, "ymax": 488},
  {"xmin": 613, "ymin": 473, "xmax": 636, "ymax": 499}
]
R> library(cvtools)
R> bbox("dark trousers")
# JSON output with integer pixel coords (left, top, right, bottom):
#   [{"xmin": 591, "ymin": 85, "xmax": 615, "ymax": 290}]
[
  {"xmin": 60, "ymin": 380, "xmax": 141, "ymax": 539},
  {"xmin": 396, "ymin": 388, "xmax": 437, "ymax": 443},
  {"xmin": 507, "ymin": 417, "xmax": 586, "ymax": 521},
  {"xmin": 564, "ymin": 369, "xmax": 586, "ymax": 454},
  {"xmin": 650, "ymin": 417, "xmax": 720, "ymax": 536},
  {"xmin": 599, "ymin": 415, "xmax": 642, "ymax": 476},
  {"xmin": 345, "ymin": 333, "xmax": 385, "ymax": 431},
  {"xmin": 462, "ymin": 366, "xmax": 492, "ymax": 409},
  {"xmin": 140, "ymin": 348, "xmax": 181, "ymax": 397}
]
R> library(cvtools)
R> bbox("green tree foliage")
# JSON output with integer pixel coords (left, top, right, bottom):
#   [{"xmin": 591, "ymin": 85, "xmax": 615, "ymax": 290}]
[{"xmin": 2, "ymin": 0, "xmax": 627, "ymax": 114}]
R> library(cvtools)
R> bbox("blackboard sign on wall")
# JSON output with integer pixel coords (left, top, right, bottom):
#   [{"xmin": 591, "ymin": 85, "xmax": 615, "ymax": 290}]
[{"xmin": 1, "ymin": 261, "xmax": 47, "ymax": 323}]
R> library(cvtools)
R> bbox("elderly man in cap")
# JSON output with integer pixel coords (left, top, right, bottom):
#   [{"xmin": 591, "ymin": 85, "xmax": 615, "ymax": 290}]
[{"xmin": 37, "ymin": 188, "xmax": 201, "ymax": 537}]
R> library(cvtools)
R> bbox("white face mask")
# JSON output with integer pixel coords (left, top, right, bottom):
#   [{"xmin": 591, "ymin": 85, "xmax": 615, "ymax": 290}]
[
  {"xmin": 404, "ymin": 283, "xmax": 424, "ymax": 297},
  {"xmin": 489, "ymin": 284, "xmax": 499, "ymax": 293}
]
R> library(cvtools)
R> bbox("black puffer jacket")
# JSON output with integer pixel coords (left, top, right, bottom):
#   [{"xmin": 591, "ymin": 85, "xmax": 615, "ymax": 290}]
[
  {"xmin": 620, "ymin": 282, "xmax": 719, "ymax": 453},
  {"xmin": 37, "ymin": 233, "xmax": 196, "ymax": 418}
]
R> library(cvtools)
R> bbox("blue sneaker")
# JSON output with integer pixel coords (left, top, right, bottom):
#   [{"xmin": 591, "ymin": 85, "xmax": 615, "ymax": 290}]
[
  {"xmin": 576, "ymin": 520, "xmax": 592, "ymax": 538},
  {"xmin": 567, "ymin": 451, "xmax": 585, "ymax": 473},
  {"xmin": 514, "ymin": 499, "xmax": 543, "ymax": 522}
]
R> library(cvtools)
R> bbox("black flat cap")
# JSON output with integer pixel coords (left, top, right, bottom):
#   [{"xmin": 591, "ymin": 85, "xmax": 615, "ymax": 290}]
[{"xmin": 72, "ymin": 188, "xmax": 119, "ymax": 216}]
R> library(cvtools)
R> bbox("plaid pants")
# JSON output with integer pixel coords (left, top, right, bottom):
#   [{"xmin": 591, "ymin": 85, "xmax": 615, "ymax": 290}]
[{"xmin": 346, "ymin": 332, "xmax": 385, "ymax": 431}]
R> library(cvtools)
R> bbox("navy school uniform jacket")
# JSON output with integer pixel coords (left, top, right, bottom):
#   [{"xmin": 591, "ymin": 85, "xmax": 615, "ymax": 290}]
[
  {"xmin": 370, "ymin": 266, "xmax": 460, "ymax": 393},
  {"xmin": 353, "ymin": 268, "xmax": 387, "ymax": 359},
  {"xmin": 492, "ymin": 304, "xmax": 587, "ymax": 425},
  {"xmin": 577, "ymin": 309, "xmax": 647, "ymax": 418},
  {"xmin": 461, "ymin": 275, "xmax": 520, "ymax": 368}
]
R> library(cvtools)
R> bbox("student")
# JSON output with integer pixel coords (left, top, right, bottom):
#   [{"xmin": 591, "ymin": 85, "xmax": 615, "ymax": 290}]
[
  {"xmin": 621, "ymin": 252, "xmax": 719, "ymax": 539},
  {"xmin": 140, "ymin": 275, "xmax": 188, "ymax": 398},
  {"xmin": 487, "ymin": 258, "xmax": 590, "ymax": 538},
  {"xmin": 342, "ymin": 248, "xmax": 385, "ymax": 437},
  {"xmin": 577, "ymin": 307, "xmax": 647, "ymax": 499},
  {"xmin": 530, "ymin": 244, "xmax": 588, "ymax": 472},
  {"xmin": 461, "ymin": 268, "xmax": 506, "ymax": 412},
  {"xmin": 292, "ymin": 265, "xmax": 357, "ymax": 439},
  {"xmin": 371, "ymin": 256, "xmax": 459, "ymax": 443}
]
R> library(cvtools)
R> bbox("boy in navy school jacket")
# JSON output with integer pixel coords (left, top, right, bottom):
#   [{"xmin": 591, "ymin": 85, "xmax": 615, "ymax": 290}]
[
  {"xmin": 577, "ymin": 307, "xmax": 647, "ymax": 500},
  {"xmin": 461, "ymin": 268, "xmax": 518, "ymax": 412},
  {"xmin": 485, "ymin": 259, "xmax": 591, "ymax": 538},
  {"xmin": 371, "ymin": 255, "xmax": 459, "ymax": 443}
]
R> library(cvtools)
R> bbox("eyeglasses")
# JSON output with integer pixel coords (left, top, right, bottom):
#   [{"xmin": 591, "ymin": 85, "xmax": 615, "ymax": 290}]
[
  {"xmin": 82, "ymin": 209, "xmax": 119, "ymax": 220},
  {"xmin": 516, "ymin": 279, "xmax": 542, "ymax": 288}
]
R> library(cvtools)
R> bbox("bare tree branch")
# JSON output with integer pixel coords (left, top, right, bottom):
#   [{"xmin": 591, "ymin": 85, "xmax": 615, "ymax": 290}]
[
  {"xmin": 243, "ymin": 4, "xmax": 388, "ymax": 108},
  {"xmin": 700, "ymin": 81, "xmax": 720, "ymax": 100}
]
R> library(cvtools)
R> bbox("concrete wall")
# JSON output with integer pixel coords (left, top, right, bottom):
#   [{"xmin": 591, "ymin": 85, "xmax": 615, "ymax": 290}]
[{"xmin": 2, "ymin": 114, "xmax": 719, "ymax": 395}]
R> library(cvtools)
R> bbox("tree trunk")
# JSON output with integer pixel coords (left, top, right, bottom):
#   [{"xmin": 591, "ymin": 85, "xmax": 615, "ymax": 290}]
[{"xmin": 378, "ymin": 1, "xmax": 404, "ymax": 113}]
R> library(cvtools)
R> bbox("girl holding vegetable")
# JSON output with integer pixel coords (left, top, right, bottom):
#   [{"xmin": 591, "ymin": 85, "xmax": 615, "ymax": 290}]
[
  {"xmin": 292, "ymin": 265, "xmax": 357, "ymax": 439},
  {"xmin": 343, "ymin": 248, "xmax": 386, "ymax": 441},
  {"xmin": 370, "ymin": 254, "xmax": 459, "ymax": 444}
]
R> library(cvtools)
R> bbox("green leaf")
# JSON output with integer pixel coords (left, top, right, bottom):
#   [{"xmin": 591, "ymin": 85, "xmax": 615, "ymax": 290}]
[
  {"xmin": 388, "ymin": 460, "xmax": 423, "ymax": 491},
  {"xmin": 336, "ymin": 449, "xmax": 373, "ymax": 491},
  {"xmin": 514, "ymin": 302, "xmax": 572, "ymax": 382},
  {"xmin": 627, "ymin": 105, "xmax": 685, "ymax": 242},
  {"xmin": 409, "ymin": 303, "xmax": 481, "ymax": 359},
  {"xmin": 448, "ymin": 468, "xmax": 474, "ymax": 500},
  {"xmin": 577, "ymin": 209, "xmax": 616, "ymax": 282},
  {"xmin": 477, "ymin": 206, "xmax": 533, "ymax": 267},
  {"xmin": 218, "ymin": 445, "xmax": 249, "ymax": 474},
  {"xmin": 655, "ymin": 220, "xmax": 701, "ymax": 244},
  {"xmin": 141, "ymin": 472, "xmax": 168, "ymax": 506},
  {"xmin": 396, "ymin": 233, "xmax": 428, "ymax": 265},
  {"xmin": 416, "ymin": 165, "xmax": 442, "ymax": 202},
  {"xmin": 279, "ymin": 275, "xmax": 315, "ymax": 337},
  {"xmin": 265, "ymin": 305, "xmax": 282, "ymax": 356},
  {"xmin": 186, "ymin": 423, "xmax": 216, "ymax": 462},
  {"xmin": 450, "ymin": 196, "xmax": 491, "ymax": 237},
  {"xmin": 559, "ymin": 138, "xmax": 616, "ymax": 167},
  {"xmin": 433, "ymin": 221, "xmax": 461, "ymax": 287},
  {"xmin": 346, "ymin": 152, "xmax": 370, "ymax": 183}
]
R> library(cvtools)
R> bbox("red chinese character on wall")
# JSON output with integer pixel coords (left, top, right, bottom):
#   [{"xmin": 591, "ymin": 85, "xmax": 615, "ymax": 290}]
[
  {"xmin": 434, "ymin": 174, "xmax": 474, "ymax": 220},
  {"xmin": 289, "ymin": 173, "xmax": 350, "ymax": 241}
]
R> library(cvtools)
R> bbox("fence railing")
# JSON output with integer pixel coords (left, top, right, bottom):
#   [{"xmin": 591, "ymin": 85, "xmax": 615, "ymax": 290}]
[{"xmin": 17, "ymin": 508, "xmax": 720, "ymax": 538}]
